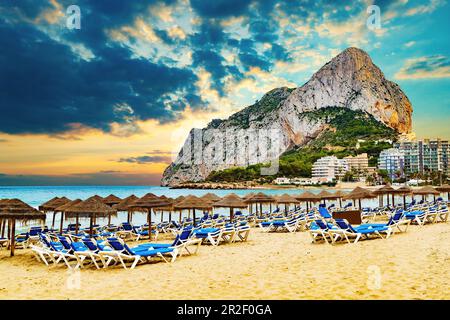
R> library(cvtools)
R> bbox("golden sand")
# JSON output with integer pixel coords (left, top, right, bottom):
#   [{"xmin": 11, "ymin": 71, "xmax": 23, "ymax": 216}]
[{"xmin": 0, "ymin": 222, "xmax": 449, "ymax": 300}]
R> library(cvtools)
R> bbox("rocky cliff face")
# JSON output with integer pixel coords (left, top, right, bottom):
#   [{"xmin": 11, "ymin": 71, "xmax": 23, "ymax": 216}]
[{"xmin": 161, "ymin": 47, "xmax": 413, "ymax": 186}]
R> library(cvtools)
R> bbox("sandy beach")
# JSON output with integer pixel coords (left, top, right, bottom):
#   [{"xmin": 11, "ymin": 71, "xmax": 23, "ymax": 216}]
[{"xmin": 0, "ymin": 221, "xmax": 449, "ymax": 300}]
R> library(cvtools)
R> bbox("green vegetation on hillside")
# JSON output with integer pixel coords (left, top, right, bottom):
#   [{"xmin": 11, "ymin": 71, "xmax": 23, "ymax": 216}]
[
  {"xmin": 206, "ymin": 107, "xmax": 398, "ymax": 183},
  {"xmin": 226, "ymin": 87, "xmax": 294, "ymax": 128}
]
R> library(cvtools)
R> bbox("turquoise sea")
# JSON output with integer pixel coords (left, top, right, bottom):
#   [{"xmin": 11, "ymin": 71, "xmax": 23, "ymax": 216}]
[{"xmin": 0, "ymin": 185, "xmax": 408, "ymax": 232}]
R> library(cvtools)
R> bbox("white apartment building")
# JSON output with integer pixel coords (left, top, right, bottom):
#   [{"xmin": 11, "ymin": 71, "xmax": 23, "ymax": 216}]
[
  {"xmin": 378, "ymin": 148, "xmax": 405, "ymax": 180},
  {"xmin": 311, "ymin": 156, "xmax": 349, "ymax": 181},
  {"xmin": 344, "ymin": 153, "xmax": 369, "ymax": 171}
]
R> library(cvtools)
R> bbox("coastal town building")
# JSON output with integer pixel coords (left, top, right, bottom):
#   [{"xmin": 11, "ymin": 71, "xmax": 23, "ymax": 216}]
[
  {"xmin": 394, "ymin": 139, "xmax": 449, "ymax": 176},
  {"xmin": 344, "ymin": 153, "xmax": 369, "ymax": 171},
  {"xmin": 311, "ymin": 156, "xmax": 348, "ymax": 181},
  {"xmin": 378, "ymin": 148, "xmax": 405, "ymax": 180},
  {"xmin": 273, "ymin": 177, "xmax": 291, "ymax": 185}
]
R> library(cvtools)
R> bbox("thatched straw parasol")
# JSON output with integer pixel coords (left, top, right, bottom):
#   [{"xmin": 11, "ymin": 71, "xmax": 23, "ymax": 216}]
[
  {"xmin": 102, "ymin": 194, "xmax": 122, "ymax": 206},
  {"xmin": 373, "ymin": 183, "xmax": 397, "ymax": 206},
  {"xmin": 38, "ymin": 196, "xmax": 60, "ymax": 211},
  {"xmin": 54, "ymin": 199, "xmax": 82, "ymax": 233},
  {"xmin": 436, "ymin": 184, "xmax": 450, "ymax": 201},
  {"xmin": 66, "ymin": 196, "xmax": 116, "ymax": 236},
  {"xmin": 152, "ymin": 197, "xmax": 177, "ymax": 223},
  {"xmin": 275, "ymin": 193, "xmax": 299, "ymax": 212},
  {"xmin": 0, "ymin": 199, "xmax": 46, "ymax": 256},
  {"xmin": 213, "ymin": 193, "xmax": 247, "ymax": 222},
  {"xmin": 412, "ymin": 186, "xmax": 440, "ymax": 201},
  {"xmin": 128, "ymin": 193, "xmax": 171, "ymax": 236},
  {"xmin": 201, "ymin": 193, "xmax": 222, "ymax": 203},
  {"xmin": 0, "ymin": 199, "xmax": 9, "ymax": 238},
  {"xmin": 244, "ymin": 192, "xmax": 276, "ymax": 214},
  {"xmin": 395, "ymin": 186, "xmax": 412, "ymax": 208},
  {"xmin": 39, "ymin": 197, "xmax": 71, "ymax": 229},
  {"xmin": 295, "ymin": 191, "xmax": 320, "ymax": 211},
  {"xmin": 174, "ymin": 196, "xmax": 213, "ymax": 226},
  {"xmin": 332, "ymin": 190, "xmax": 347, "ymax": 207},
  {"xmin": 113, "ymin": 195, "xmax": 138, "ymax": 212},
  {"xmin": 112, "ymin": 195, "xmax": 138, "ymax": 222},
  {"xmin": 342, "ymin": 187, "xmax": 376, "ymax": 209}
]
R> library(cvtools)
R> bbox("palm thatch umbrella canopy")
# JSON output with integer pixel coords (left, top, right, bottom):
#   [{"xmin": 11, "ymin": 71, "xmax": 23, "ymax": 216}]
[
  {"xmin": 436, "ymin": 184, "xmax": 450, "ymax": 200},
  {"xmin": 316, "ymin": 190, "xmax": 334, "ymax": 205},
  {"xmin": 317, "ymin": 190, "xmax": 340, "ymax": 200},
  {"xmin": 213, "ymin": 193, "xmax": 247, "ymax": 222},
  {"xmin": 0, "ymin": 199, "xmax": 9, "ymax": 239},
  {"xmin": 39, "ymin": 197, "xmax": 72, "ymax": 229},
  {"xmin": 113, "ymin": 195, "xmax": 138, "ymax": 212},
  {"xmin": 275, "ymin": 193, "xmax": 300, "ymax": 213},
  {"xmin": 412, "ymin": 186, "xmax": 440, "ymax": 201},
  {"xmin": 66, "ymin": 196, "xmax": 116, "ymax": 236},
  {"xmin": 0, "ymin": 199, "xmax": 46, "ymax": 256},
  {"xmin": 342, "ymin": 187, "xmax": 376, "ymax": 209},
  {"xmin": 295, "ymin": 191, "xmax": 320, "ymax": 211},
  {"xmin": 54, "ymin": 199, "xmax": 82, "ymax": 233},
  {"xmin": 201, "ymin": 193, "xmax": 222, "ymax": 202},
  {"xmin": 244, "ymin": 192, "xmax": 276, "ymax": 214},
  {"xmin": 152, "ymin": 197, "xmax": 177, "ymax": 222},
  {"xmin": 374, "ymin": 183, "xmax": 397, "ymax": 206},
  {"xmin": 102, "ymin": 194, "xmax": 122, "ymax": 206},
  {"xmin": 174, "ymin": 196, "xmax": 213, "ymax": 226},
  {"xmin": 276, "ymin": 194, "xmax": 299, "ymax": 204},
  {"xmin": 128, "ymin": 193, "xmax": 171, "ymax": 235},
  {"xmin": 243, "ymin": 193, "xmax": 256, "ymax": 200},
  {"xmin": 332, "ymin": 190, "xmax": 347, "ymax": 207},
  {"xmin": 395, "ymin": 186, "xmax": 413, "ymax": 208},
  {"xmin": 38, "ymin": 196, "xmax": 60, "ymax": 211}
]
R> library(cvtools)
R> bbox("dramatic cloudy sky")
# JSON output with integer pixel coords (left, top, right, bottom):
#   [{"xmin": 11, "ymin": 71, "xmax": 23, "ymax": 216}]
[{"xmin": 0, "ymin": 0, "xmax": 449, "ymax": 185}]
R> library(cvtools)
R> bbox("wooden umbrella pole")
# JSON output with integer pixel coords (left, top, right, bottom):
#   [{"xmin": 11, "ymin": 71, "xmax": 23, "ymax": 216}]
[
  {"xmin": 392, "ymin": 194, "xmax": 395, "ymax": 206},
  {"xmin": 169, "ymin": 211, "xmax": 172, "ymax": 222},
  {"xmin": 358, "ymin": 199, "xmax": 362, "ymax": 209},
  {"xmin": 10, "ymin": 219, "xmax": 16, "ymax": 257},
  {"xmin": 179, "ymin": 210, "xmax": 182, "ymax": 223},
  {"xmin": 161, "ymin": 210, "xmax": 163, "ymax": 223},
  {"xmin": 59, "ymin": 212, "xmax": 64, "ymax": 234},
  {"xmin": 108, "ymin": 213, "xmax": 111, "ymax": 226},
  {"xmin": 193, "ymin": 209, "xmax": 196, "ymax": 227},
  {"xmin": 147, "ymin": 208, "xmax": 152, "ymax": 240},
  {"xmin": 75, "ymin": 214, "xmax": 79, "ymax": 235},
  {"xmin": 403, "ymin": 195, "xmax": 406, "ymax": 210},
  {"xmin": 51, "ymin": 211, "xmax": 56, "ymax": 228},
  {"xmin": 89, "ymin": 214, "xmax": 94, "ymax": 237},
  {"xmin": 230, "ymin": 208, "xmax": 233, "ymax": 223},
  {"xmin": 7, "ymin": 220, "xmax": 11, "ymax": 248},
  {"xmin": 1, "ymin": 219, "xmax": 5, "ymax": 238}
]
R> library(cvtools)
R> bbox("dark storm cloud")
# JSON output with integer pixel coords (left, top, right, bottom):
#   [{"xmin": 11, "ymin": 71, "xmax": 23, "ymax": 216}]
[
  {"xmin": 0, "ymin": 0, "xmax": 376, "ymax": 136},
  {"xmin": 190, "ymin": 0, "xmax": 253, "ymax": 18},
  {"xmin": 118, "ymin": 155, "xmax": 172, "ymax": 164},
  {"xmin": 0, "ymin": 0, "xmax": 205, "ymax": 135}
]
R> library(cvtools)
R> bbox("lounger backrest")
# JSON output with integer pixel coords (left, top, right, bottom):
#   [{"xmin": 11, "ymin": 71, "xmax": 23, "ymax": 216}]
[
  {"xmin": 315, "ymin": 220, "xmax": 328, "ymax": 230},
  {"xmin": 82, "ymin": 239, "xmax": 98, "ymax": 251},
  {"xmin": 58, "ymin": 237, "xmax": 72, "ymax": 250},
  {"xmin": 29, "ymin": 227, "xmax": 42, "ymax": 236},
  {"xmin": 335, "ymin": 219, "xmax": 356, "ymax": 233},
  {"xmin": 70, "ymin": 242, "xmax": 87, "ymax": 252},
  {"xmin": 318, "ymin": 207, "xmax": 332, "ymax": 219},
  {"xmin": 40, "ymin": 234, "xmax": 52, "ymax": 248},
  {"xmin": 123, "ymin": 243, "xmax": 136, "ymax": 255},
  {"xmin": 108, "ymin": 239, "xmax": 125, "ymax": 251},
  {"xmin": 121, "ymin": 223, "xmax": 133, "ymax": 231}
]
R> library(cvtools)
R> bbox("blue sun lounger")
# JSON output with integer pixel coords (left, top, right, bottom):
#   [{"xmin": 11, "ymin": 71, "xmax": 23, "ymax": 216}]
[
  {"xmin": 102, "ymin": 238, "xmax": 178, "ymax": 269},
  {"xmin": 329, "ymin": 219, "xmax": 391, "ymax": 244}
]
